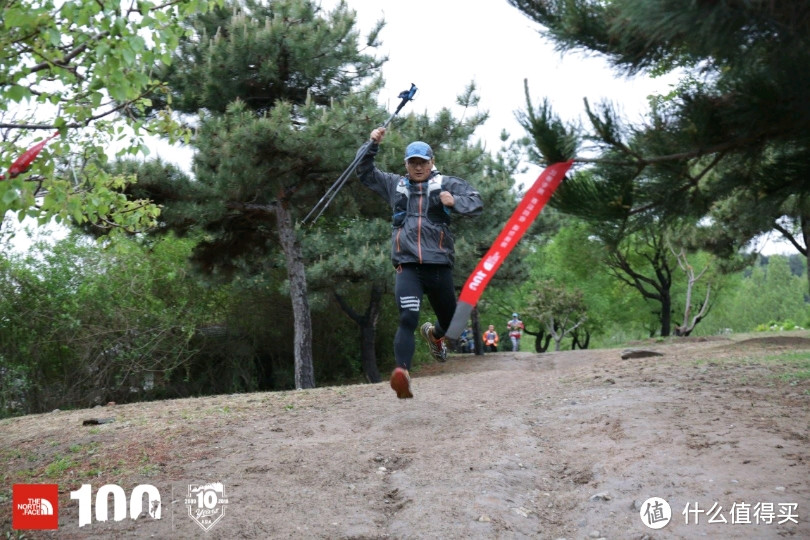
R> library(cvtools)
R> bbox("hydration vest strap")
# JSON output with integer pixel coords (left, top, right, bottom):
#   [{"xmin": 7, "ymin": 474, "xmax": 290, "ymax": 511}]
[
  {"xmin": 394, "ymin": 175, "xmax": 447, "ymax": 218},
  {"xmin": 395, "ymin": 174, "xmax": 444, "ymax": 197}
]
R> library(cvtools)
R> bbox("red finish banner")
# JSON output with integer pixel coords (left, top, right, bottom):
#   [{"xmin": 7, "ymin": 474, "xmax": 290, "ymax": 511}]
[{"xmin": 445, "ymin": 160, "xmax": 573, "ymax": 339}]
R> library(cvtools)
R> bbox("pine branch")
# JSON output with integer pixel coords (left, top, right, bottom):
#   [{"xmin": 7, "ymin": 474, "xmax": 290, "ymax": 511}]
[{"xmin": 773, "ymin": 221, "xmax": 807, "ymax": 255}]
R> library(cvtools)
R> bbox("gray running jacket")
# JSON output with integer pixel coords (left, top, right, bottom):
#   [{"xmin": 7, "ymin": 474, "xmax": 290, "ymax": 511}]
[{"xmin": 356, "ymin": 142, "xmax": 483, "ymax": 268}]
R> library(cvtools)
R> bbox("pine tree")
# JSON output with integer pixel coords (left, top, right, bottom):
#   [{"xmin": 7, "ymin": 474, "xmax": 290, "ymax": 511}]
[
  {"xmin": 509, "ymin": 0, "xmax": 810, "ymax": 291},
  {"xmin": 132, "ymin": 0, "xmax": 524, "ymax": 387},
  {"xmin": 135, "ymin": 0, "xmax": 385, "ymax": 389}
]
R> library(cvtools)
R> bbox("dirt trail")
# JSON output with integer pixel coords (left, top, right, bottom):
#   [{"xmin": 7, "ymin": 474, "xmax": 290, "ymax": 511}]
[{"xmin": 2, "ymin": 335, "xmax": 809, "ymax": 539}]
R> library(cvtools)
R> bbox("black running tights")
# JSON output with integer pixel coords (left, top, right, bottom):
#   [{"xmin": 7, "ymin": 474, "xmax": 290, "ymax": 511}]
[{"xmin": 393, "ymin": 263, "xmax": 457, "ymax": 370}]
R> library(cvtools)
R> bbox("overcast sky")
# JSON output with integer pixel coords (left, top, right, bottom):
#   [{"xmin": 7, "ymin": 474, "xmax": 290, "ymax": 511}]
[
  {"xmin": 146, "ymin": 0, "xmax": 679, "ymax": 170},
  {"xmin": 332, "ymin": 0, "xmax": 677, "ymax": 154}
]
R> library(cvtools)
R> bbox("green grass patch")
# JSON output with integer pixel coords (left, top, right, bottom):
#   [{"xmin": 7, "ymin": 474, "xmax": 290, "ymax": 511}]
[
  {"xmin": 84, "ymin": 468, "xmax": 103, "ymax": 479},
  {"xmin": 764, "ymin": 351, "xmax": 810, "ymax": 384},
  {"xmin": 138, "ymin": 462, "xmax": 161, "ymax": 477},
  {"xmin": 44, "ymin": 456, "xmax": 77, "ymax": 478},
  {"xmin": 4, "ymin": 530, "xmax": 32, "ymax": 539},
  {"xmin": 0, "ymin": 448, "xmax": 28, "ymax": 462},
  {"xmin": 68, "ymin": 441, "xmax": 99, "ymax": 455}
]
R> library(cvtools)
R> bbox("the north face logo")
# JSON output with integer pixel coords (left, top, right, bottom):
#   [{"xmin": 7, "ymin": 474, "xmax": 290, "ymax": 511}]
[
  {"xmin": 19, "ymin": 498, "xmax": 53, "ymax": 515},
  {"xmin": 13, "ymin": 484, "xmax": 59, "ymax": 530}
]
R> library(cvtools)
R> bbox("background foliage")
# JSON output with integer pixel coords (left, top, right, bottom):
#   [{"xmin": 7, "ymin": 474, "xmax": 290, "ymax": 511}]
[{"xmin": 2, "ymin": 0, "xmax": 810, "ymax": 416}]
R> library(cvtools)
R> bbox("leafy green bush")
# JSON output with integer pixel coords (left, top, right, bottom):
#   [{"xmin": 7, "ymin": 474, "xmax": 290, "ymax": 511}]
[
  {"xmin": 755, "ymin": 319, "xmax": 805, "ymax": 332},
  {"xmin": 0, "ymin": 233, "xmax": 230, "ymax": 417}
]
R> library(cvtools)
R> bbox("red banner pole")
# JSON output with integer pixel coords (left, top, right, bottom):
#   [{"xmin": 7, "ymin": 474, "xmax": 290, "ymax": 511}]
[{"xmin": 445, "ymin": 160, "xmax": 573, "ymax": 339}]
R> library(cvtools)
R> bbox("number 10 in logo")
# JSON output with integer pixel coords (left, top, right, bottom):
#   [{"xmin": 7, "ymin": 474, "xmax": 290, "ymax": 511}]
[{"xmin": 184, "ymin": 482, "xmax": 228, "ymax": 531}]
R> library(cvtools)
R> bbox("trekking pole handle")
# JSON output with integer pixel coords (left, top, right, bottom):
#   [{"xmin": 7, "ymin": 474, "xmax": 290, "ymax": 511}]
[
  {"xmin": 376, "ymin": 84, "xmax": 418, "ymax": 131},
  {"xmin": 393, "ymin": 83, "xmax": 418, "ymax": 116}
]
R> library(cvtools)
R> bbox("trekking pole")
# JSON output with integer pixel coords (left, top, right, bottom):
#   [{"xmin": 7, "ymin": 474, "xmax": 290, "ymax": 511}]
[{"xmin": 301, "ymin": 83, "xmax": 418, "ymax": 225}]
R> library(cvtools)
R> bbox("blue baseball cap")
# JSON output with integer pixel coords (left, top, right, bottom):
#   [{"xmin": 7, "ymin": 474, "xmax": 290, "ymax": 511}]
[{"xmin": 404, "ymin": 141, "xmax": 434, "ymax": 161}]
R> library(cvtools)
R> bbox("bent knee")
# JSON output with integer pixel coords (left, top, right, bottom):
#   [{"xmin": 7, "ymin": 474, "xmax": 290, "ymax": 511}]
[{"xmin": 398, "ymin": 309, "xmax": 420, "ymax": 331}]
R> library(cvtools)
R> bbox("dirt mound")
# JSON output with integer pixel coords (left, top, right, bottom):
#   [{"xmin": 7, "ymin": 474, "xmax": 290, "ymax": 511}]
[
  {"xmin": 1, "ymin": 334, "xmax": 809, "ymax": 539},
  {"xmin": 731, "ymin": 335, "xmax": 810, "ymax": 348},
  {"xmin": 626, "ymin": 335, "xmax": 731, "ymax": 346}
]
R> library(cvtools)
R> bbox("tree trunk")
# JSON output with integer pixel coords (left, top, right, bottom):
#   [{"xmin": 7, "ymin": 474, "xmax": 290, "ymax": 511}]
[
  {"xmin": 334, "ymin": 283, "xmax": 383, "ymax": 384},
  {"xmin": 546, "ymin": 315, "xmax": 586, "ymax": 351},
  {"xmin": 672, "ymin": 244, "xmax": 712, "ymax": 337},
  {"xmin": 471, "ymin": 305, "xmax": 483, "ymax": 355},
  {"xmin": 359, "ymin": 285, "xmax": 382, "ymax": 383},
  {"xmin": 539, "ymin": 331, "xmax": 552, "ymax": 352},
  {"xmin": 359, "ymin": 325, "xmax": 381, "ymax": 383},
  {"xmin": 544, "ymin": 316, "xmax": 567, "ymax": 351},
  {"xmin": 802, "ymin": 215, "xmax": 810, "ymax": 295},
  {"xmin": 660, "ymin": 291, "xmax": 672, "ymax": 338},
  {"xmin": 274, "ymin": 201, "xmax": 315, "ymax": 389},
  {"xmin": 571, "ymin": 328, "xmax": 590, "ymax": 350},
  {"xmin": 523, "ymin": 325, "xmax": 551, "ymax": 352},
  {"xmin": 608, "ymin": 232, "xmax": 673, "ymax": 338}
]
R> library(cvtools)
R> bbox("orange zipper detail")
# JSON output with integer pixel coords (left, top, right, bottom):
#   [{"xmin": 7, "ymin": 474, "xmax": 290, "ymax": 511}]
[{"xmin": 416, "ymin": 184, "xmax": 423, "ymax": 263}]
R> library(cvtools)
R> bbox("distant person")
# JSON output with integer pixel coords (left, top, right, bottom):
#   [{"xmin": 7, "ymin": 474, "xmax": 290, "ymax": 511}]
[
  {"xmin": 356, "ymin": 127, "xmax": 483, "ymax": 399},
  {"xmin": 459, "ymin": 325, "xmax": 475, "ymax": 353},
  {"xmin": 507, "ymin": 313, "xmax": 525, "ymax": 351},
  {"xmin": 483, "ymin": 324, "xmax": 499, "ymax": 352}
]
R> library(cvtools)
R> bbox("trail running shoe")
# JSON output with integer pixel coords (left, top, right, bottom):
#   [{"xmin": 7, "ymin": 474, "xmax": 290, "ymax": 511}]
[
  {"xmin": 390, "ymin": 367, "xmax": 413, "ymax": 399},
  {"xmin": 420, "ymin": 322, "xmax": 447, "ymax": 362}
]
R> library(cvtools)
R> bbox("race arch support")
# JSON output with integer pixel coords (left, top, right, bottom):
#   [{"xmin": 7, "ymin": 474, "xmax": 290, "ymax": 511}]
[{"xmin": 445, "ymin": 160, "xmax": 573, "ymax": 340}]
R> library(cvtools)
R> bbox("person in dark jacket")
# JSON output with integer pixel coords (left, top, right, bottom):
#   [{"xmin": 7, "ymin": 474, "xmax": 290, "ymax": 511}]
[{"xmin": 356, "ymin": 126, "xmax": 483, "ymax": 398}]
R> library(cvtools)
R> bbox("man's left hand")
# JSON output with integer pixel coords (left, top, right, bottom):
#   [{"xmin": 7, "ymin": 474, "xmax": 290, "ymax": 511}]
[{"xmin": 439, "ymin": 191, "xmax": 455, "ymax": 207}]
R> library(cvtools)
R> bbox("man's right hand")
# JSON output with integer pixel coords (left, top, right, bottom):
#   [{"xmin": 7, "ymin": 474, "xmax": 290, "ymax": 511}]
[{"xmin": 370, "ymin": 127, "xmax": 386, "ymax": 143}]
